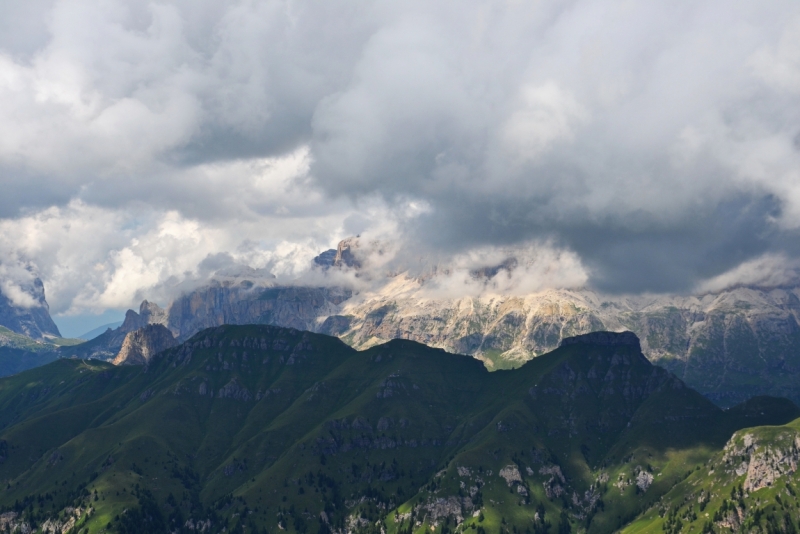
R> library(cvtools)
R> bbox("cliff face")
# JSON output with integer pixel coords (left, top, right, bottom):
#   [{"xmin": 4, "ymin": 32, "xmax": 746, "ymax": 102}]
[
  {"xmin": 92, "ymin": 281, "xmax": 800, "ymax": 406},
  {"xmin": 327, "ymin": 285, "xmax": 800, "ymax": 405},
  {"xmin": 112, "ymin": 324, "xmax": 177, "ymax": 366},
  {"xmin": 59, "ymin": 300, "xmax": 170, "ymax": 360},
  {"xmin": 0, "ymin": 277, "xmax": 60, "ymax": 339},
  {"xmin": 164, "ymin": 282, "xmax": 353, "ymax": 341},
  {"xmin": 67, "ymin": 241, "xmax": 800, "ymax": 406}
]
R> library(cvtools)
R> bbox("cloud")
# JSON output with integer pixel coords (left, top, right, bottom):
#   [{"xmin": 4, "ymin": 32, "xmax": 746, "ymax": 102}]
[
  {"xmin": 0, "ymin": 0, "xmax": 799, "ymax": 313},
  {"xmin": 0, "ymin": 150, "xmax": 407, "ymax": 314},
  {"xmin": 0, "ymin": 260, "xmax": 41, "ymax": 308},
  {"xmin": 696, "ymin": 253, "xmax": 800, "ymax": 294}
]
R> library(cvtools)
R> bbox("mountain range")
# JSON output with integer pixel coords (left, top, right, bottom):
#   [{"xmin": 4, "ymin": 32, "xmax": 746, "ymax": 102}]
[
  {"xmin": 53, "ymin": 247, "xmax": 800, "ymax": 407},
  {"xmin": 3, "ymin": 240, "xmax": 800, "ymax": 410},
  {"xmin": 1, "ymin": 327, "xmax": 799, "ymax": 534}
]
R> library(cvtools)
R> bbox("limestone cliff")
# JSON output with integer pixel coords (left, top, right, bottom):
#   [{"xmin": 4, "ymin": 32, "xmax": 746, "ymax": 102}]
[
  {"xmin": 93, "ymin": 281, "xmax": 800, "ymax": 406},
  {"xmin": 60, "ymin": 300, "xmax": 170, "ymax": 361},
  {"xmin": 165, "ymin": 282, "xmax": 352, "ymax": 341},
  {"xmin": 321, "ymin": 284, "xmax": 800, "ymax": 405},
  {"xmin": 113, "ymin": 324, "xmax": 177, "ymax": 366}
]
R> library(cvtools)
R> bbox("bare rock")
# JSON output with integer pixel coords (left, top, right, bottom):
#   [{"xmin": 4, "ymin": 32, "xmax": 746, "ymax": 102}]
[
  {"xmin": 113, "ymin": 324, "xmax": 177, "ymax": 366},
  {"xmin": 499, "ymin": 464, "xmax": 523, "ymax": 486}
]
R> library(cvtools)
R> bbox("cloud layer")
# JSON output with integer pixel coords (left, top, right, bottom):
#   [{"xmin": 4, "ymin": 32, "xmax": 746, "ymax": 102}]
[{"xmin": 0, "ymin": 0, "xmax": 799, "ymax": 314}]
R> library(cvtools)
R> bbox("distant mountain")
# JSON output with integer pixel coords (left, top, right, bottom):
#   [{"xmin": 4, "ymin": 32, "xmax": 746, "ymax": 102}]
[
  {"xmin": 112, "ymin": 323, "xmax": 177, "ymax": 365},
  {"xmin": 0, "ymin": 324, "xmax": 81, "ymax": 379},
  {"xmin": 48, "ymin": 239, "xmax": 800, "ymax": 407},
  {"xmin": 326, "ymin": 285, "xmax": 800, "ymax": 407},
  {"xmin": 84, "ymin": 279, "xmax": 800, "ymax": 408},
  {"xmin": 0, "ymin": 345, "xmax": 58, "ymax": 377},
  {"xmin": 0, "ymin": 327, "xmax": 796, "ymax": 534},
  {"xmin": 59, "ymin": 300, "xmax": 170, "ymax": 360},
  {"xmin": 0, "ymin": 276, "xmax": 60, "ymax": 339},
  {"xmin": 77, "ymin": 320, "xmax": 124, "ymax": 340}
]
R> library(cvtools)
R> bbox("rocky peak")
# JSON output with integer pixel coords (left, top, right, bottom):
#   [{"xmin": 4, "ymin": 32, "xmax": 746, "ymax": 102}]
[
  {"xmin": 334, "ymin": 237, "xmax": 361, "ymax": 268},
  {"xmin": 558, "ymin": 331, "xmax": 641, "ymax": 350},
  {"xmin": 119, "ymin": 309, "xmax": 145, "ymax": 332},
  {"xmin": 119, "ymin": 301, "xmax": 167, "ymax": 333},
  {"xmin": 0, "ymin": 276, "xmax": 60, "ymax": 339},
  {"xmin": 313, "ymin": 249, "xmax": 337, "ymax": 268},
  {"xmin": 313, "ymin": 237, "xmax": 362, "ymax": 270},
  {"xmin": 113, "ymin": 324, "xmax": 178, "ymax": 366},
  {"xmin": 139, "ymin": 300, "xmax": 167, "ymax": 325}
]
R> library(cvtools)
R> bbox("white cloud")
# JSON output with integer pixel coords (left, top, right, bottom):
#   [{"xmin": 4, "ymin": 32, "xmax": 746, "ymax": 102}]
[
  {"xmin": 0, "ymin": 0, "xmax": 800, "ymax": 310},
  {"xmin": 696, "ymin": 253, "xmax": 800, "ymax": 294},
  {"xmin": 502, "ymin": 81, "xmax": 588, "ymax": 164},
  {"xmin": 419, "ymin": 242, "xmax": 589, "ymax": 298},
  {"xmin": 0, "ymin": 147, "xmax": 393, "ymax": 314}
]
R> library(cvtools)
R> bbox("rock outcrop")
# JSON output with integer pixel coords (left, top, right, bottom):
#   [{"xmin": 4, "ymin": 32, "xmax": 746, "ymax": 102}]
[
  {"xmin": 113, "ymin": 324, "xmax": 177, "ymax": 366},
  {"xmin": 313, "ymin": 237, "xmax": 362, "ymax": 270},
  {"xmin": 723, "ymin": 430, "xmax": 800, "ymax": 493},
  {"xmin": 60, "ymin": 300, "xmax": 171, "ymax": 361}
]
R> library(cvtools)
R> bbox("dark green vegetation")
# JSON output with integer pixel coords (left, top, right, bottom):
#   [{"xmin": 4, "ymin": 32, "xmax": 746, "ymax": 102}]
[
  {"xmin": 0, "ymin": 326, "xmax": 82, "ymax": 378},
  {"xmin": 0, "ymin": 327, "xmax": 797, "ymax": 534}
]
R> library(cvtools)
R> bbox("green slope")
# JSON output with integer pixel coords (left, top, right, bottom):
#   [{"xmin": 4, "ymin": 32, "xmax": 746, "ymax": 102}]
[
  {"xmin": 0, "ymin": 326, "xmax": 84, "ymax": 378},
  {"xmin": 0, "ymin": 326, "xmax": 795, "ymax": 534},
  {"xmin": 624, "ymin": 407, "xmax": 800, "ymax": 534}
]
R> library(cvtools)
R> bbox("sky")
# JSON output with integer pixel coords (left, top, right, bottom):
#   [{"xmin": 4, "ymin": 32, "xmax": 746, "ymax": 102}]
[{"xmin": 0, "ymin": 0, "xmax": 799, "ymax": 336}]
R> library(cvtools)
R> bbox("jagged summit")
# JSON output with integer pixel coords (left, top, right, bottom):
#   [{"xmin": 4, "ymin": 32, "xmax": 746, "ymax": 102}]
[
  {"xmin": 0, "ymin": 276, "xmax": 60, "ymax": 339},
  {"xmin": 120, "ymin": 300, "xmax": 168, "ymax": 331},
  {"xmin": 113, "ymin": 324, "xmax": 177, "ymax": 366},
  {"xmin": 558, "ymin": 330, "xmax": 641, "ymax": 349}
]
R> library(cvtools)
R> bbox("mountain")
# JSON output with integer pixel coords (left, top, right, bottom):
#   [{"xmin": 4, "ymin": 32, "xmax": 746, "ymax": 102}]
[
  {"xmin": 45, "ymin": 239, "xmax": 800, "ymax": 407},
  {"xmin": 0, "ymin": 328, "xmax": 796, "ymax": 534},
  {"xmin": 0, "ymin": 276, "xmax": 60, "ymax": 339},
  {"xmin": 0, "ymin": 276, "xmax": 87, "ymax": 378},
  {"xmin": 77, "ymin": 321, "xmax": 124, "ymax": 341},
  {"xmin": 326, "ymin": 285, "xmax": 800, "ymax": 407},
  {"xmin": 0, "ymin": 324, "xmax": 81, "ymax": 380},
  {"xmin": 88, "ymin": 279, "xmax": 800, "ymax": 408},
  {"xmin": 59, "ymin": 300, "xmax": 171, "ymax": 360},
  {"xmin": 113, "ymin": 323, "xmax": 178, "ymax": 365}
]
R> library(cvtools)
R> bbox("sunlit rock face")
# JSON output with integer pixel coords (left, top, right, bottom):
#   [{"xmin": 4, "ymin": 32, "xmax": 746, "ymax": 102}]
[
  {"xmin": 326, "ymin": 284, "xmax": 800, "ymax": 406},
  {"xmin": 113, "ymin": 324, "xmax": 177, "ymax": 366}
]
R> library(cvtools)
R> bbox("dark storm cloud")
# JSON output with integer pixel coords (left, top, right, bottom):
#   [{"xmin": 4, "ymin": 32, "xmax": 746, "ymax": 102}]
[
  {"xmin": 0, "ymin": 0, "xmax": 799, "ymax": 306},
  {"xmin": 307, "ymin": 0, "xmax": 800, "ymax": 291}
]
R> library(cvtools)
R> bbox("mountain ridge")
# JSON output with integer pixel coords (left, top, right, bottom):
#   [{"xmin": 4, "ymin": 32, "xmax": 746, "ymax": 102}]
[
  {"xmin": 72, "ymin": 279, "xmax": 800, "ymax": 407},
  {"xmin": 0, "ymin": 326, "xmax": 797, "ymax": 533}
]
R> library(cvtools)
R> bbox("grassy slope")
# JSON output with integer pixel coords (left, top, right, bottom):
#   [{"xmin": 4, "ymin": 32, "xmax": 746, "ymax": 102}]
[
  {"xmin": 0, "ymin": 325, "xmax": 84, "ymax": 378},
  {"xmin": 0, "ymin": 326, "xmax": 795, "ymax": 534},
  {"xmin": 623, "ymin": 411, "xmax": 800, "ymax": 534}
]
